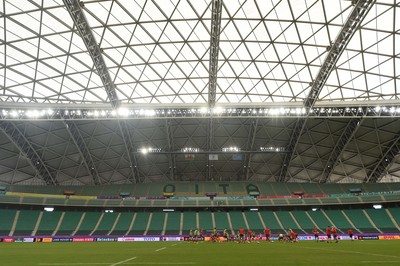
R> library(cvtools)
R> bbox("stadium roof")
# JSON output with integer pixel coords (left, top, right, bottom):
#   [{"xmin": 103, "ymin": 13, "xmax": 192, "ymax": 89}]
[{"xmin": 0, "ymin": 0, "xmax": 399, "ymax": 185}]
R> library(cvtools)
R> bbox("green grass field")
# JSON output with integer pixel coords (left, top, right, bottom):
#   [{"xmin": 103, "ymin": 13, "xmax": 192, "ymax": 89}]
[{"xmin": 1, "ymin": 241, "xmax": 400, "ymax": 265}]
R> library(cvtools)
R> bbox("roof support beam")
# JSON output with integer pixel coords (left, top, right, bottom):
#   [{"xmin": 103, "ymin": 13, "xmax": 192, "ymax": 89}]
[
  {"xmin": 0, "ymin": 121, "xmax": 56, "ymax": 185},
  {"xmin": 165, "ymin": 120, "xmax": 176, "ymax": 181},
  {"xmin": 63, "ymin": 120, "xmax": 101, "ymax": 185},
  {"xmin": 278, "ymin": 0, "xmax": 375, "ymax": 182},
  {"xmin": 365, "ymin": 131, "xmax": 400, "ymax": 183},
  {"xmin": 244, "ymin": 119, "xmax": 258, "ymax": 180},
  {"xmin": 305, "ymin": 0, "xmax": 376, "ymax": 108},
  {"xmin": 319, "ymin": 118, "xmax": 362, "ymax": 183},
  {"xmin": 208, "ymin": 0, "xmax": 223, "ymax": 108},
  {"xmin": 278, "ymin": 118, "xmax": 307, "ymax": 182},
  {"xmin": 207, "ymin": 117, "xmax": 214, "ymax": 180},
  {"xmin": 63, "ymin": 0, "xmax": 120, "ymax": 108},
  {"xmin": 118, "ymin": 121, "xmax": 140, "ymax": 183}
]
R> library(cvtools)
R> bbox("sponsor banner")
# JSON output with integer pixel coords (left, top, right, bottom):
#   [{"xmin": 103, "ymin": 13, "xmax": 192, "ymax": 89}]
[
  {"xmin": 52, "ymin": 238, "xmax": 73, "ymax": 242},
  {"xmin": 23, "ymin": 237, "xmax": 35, "ymax": 243},
  {"xmin": 297, "ymin": 235, "xmax": 314, "ymax": 241},
  {"xmin": 42, "ymin": 238, "xmax": 53, "ymax": 243},
  {"xmin": 358, "ymin": 235, "xmax": 379, "ymax": 240},
  {"xmin": 14, "ymin": 238, "xmax": 24, "ymax": 243},
  {"xmin": 95, "ymin": 237, "xmax": 116, "ymax": 242},
  {"xmin": 117, "ymin": 237, "xmax": 135, "ymax": 242},
  {"xmin": 379, "ymin": 235, "xmax": 400, "ymax": 240},
  {"xmin": 2, "ymin": 238, "xmax": 14, "ymax": 243},
  {"xmin": 117, "ymin": 237, "xmax": 158, "ymax": 242},
  {"xmin": 72, "ymin": 237, "xmax": 94, "ymax": 242},
  {"xmin": 162, "ymin": 237, "xmax": 183, "ymax": 241}
]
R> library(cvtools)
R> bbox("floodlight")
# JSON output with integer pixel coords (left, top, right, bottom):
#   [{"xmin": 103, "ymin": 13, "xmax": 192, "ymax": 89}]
[
  {"xmin": 105, "ymin": 209, "xmax": 114, "ymax": 213},
  {"xmin": 311, "ymin": 208, "xmax": 318, "ymax": 212},
  {"xmin": 373, "ymin": 204, "xmax": 382, "ymax": 209},
  {"xmin": 44, "ymin": 207, "xmax": 54, "ymax": 212},
  {"xmin": 163, "ymin": 209, "xmax": 174, "ymax": 212},
  {"xmin": 250, "ymin": 208, "xmax": 258, "ymax": 211}
]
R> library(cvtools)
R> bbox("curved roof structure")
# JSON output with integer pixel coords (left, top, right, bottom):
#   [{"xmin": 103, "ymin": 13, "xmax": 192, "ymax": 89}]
[{"xmin": 0, "ymin": 0, "xmax": 399, "ymax": 185}]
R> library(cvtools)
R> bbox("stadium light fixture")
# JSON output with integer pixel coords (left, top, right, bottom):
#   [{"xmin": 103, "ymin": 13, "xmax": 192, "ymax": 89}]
[
  {"xmin": 163, "ymin": 209, "xmax": 175, "ymax": 212},
  {"xmin": 311, "ymin": 208, "xmax": 318, "ymax": 212},
  {"xmin": 105, "ymin": 209, "xmax": 114, "ymax": 213},
  {"xmin": 250, "ymin": 208, "xmax": 258, "ymax": 211},
  {"xmin": 373, "ymin": 204, "xmax": 382, "ymax": 209},
  {"xmin": 44, "ymin": 207, "xmax": 54, "ymax": 212}
]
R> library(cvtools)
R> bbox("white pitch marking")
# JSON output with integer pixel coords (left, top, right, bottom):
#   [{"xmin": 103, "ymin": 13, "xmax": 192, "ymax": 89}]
[
  {"xmin": 39, "ymin": 263, "xmax": 110, "ymax": 265},
  {"xmin": 110, "ymin": 257, "xmax": 137, "ymax": 266},
  {"xmin": 155, "ymin": 247, "xmax": 166, "ymax": 252},
  {"xmin": 296, "ymin": 246, "xmax": 400, "ymax": 259},
  {"xmin": 360, "ymin": 261, "xmax": 400, "ymax": 264}
]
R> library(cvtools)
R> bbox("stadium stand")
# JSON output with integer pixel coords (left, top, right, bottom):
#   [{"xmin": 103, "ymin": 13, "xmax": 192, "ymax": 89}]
[
  {"xmin": 146, "ymin": 212, "xmax": 166, "ymax": 235},
  {"xmin": 181, "ymin": 211, "xmax": 197, "ymax": 234},
  {"xmin": 74, "ymin": 212, "xmax": 102, "ymax": 236},
  {"xmin": 198, "ymin": 212, "xmax": 213, "ymax": 232},
  {"xmin": 129, "ymin": 212, "xmax": 150, "ymax": 235},
  {"xmin": 275, "ymin": 211, "xmax": 302, "ymax": 232},
  {"xmin": 307, "ymin": 210, "xmax": 332, "ymax": 231},
  {"xmin": 0, "ymin": 209, "xmax": 16, "ymax": 236},
  {"xmin": 36, "ymin": 211, "xmax": 62, "ymax": 236},
  {"xmin": 55, "ymin": 211, "xmax": 83, "ymax": 236},
  {"xmin": 213, "ymin": 211, "xmax": 230, "ymax": 230},
  {"xmin": 244, "ymin": 211, "xmax": 264, "ymax": 232},
  {"xmin": 343, "ymin": 209, "xmax": 379, "ymax": 233},
  {"xmin": 13, "ymin": 210, "xmax": 40, "ymax": 236},
  {"xmin": 229, "ymin": 211, "xmax": 247, "ymax": 231},
  {"xmin": 259, "ymin": 211, "xmax": 283, "ymax": 231},
  {"xmin": 364, "ymin": 209, "xmax": 397, "ymax": 233},
  {"xmin": 323, "ymin": 210, "xmax": 353, "ymax": 233},
  {"xmin": 290, "ymin": 211, "xmax": 316, "ymax": 232},
  {"xmin": 92, "ymin": 212, "xmax": 118, "ymax": 235},
  {"xmin": 111, "ymin": 212, "xmax": 134, "ymax": 235},
  {"xmin": 164, "ymin": 211, "xmax": 181, "ymax": 235}
]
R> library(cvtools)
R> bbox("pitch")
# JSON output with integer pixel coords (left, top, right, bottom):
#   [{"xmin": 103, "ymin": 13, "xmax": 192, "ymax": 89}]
[{"xmin": 2, "ymin": 240, "xmax": 400, "ymax": 265}]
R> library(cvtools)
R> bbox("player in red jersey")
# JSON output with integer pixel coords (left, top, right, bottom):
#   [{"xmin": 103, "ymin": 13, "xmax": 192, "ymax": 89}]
[
  {"xmin": 347, "ymin": 229, "xmax": 354, "ymax": 241},
  {"xmin": 332, "ymin": 226, "xmax": 338, "ymax": 243},
  {"xmin": 326, "ymin": 226, "xmax": 331, "ymax": 243},
  {"xmin": 247, "ymin": 229, "xmax": 253, "ymax": 242},
  {"xmin": 239, "ymin": 227, "xmax": 245, "ymax": 243},
  {"xmin": 290, "ymin": 230, "xmax": 297, "ymax": 243},
  {"xmin": 264, "ymin": 227, "xmax": 271, "ymax": 242},
  {"xmin": 312, "ymin": 227, "xmax": 319, "ymax": 242}
]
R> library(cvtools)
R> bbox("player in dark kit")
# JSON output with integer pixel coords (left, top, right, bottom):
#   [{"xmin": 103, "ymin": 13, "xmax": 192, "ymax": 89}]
[
  {"xmin": 312, "ymin": 227, "xmax": 319, "ymax": 242},
  {"xmin": 264, "ymin": 227, "xmax": 271, "ymax": 242},
  {"xmin": 326, "ymin": 226, "xmax": 331, "ymax": 243}
]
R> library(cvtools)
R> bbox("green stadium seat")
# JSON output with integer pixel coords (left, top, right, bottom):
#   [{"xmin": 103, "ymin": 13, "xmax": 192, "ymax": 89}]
[
  {"xmin": 243, "ymin": 211, "xmax": 264, "ymax": 232},
  {"xmin": 307, "ymin": 210, "xmax": 331, "ymax": 230},
  {"xmin": 110, "ymin": 212, "xmax": 134, "ymax": 235},
  {"xmin": 291, "ymin": 211, "xmax": 315, "ymax": 232},
  {"xmin": 146, "ymin": 212, "xmax": 165, "ymax": 235},
  {"xmin": 13, "ymin": 210, "xmax": 40, "ymax": 236},
  {"xmin": 259, "ymin": 211, "xmax": 283, "ymax": 232},
  {"xmin": 164, "ymin": 211, "xmax": 181, "ymax": 235},
  {"xmin": 56, "ymin": 211, "xmax": 84, "ymax": 236},
  {"xmin": 324, "ymin": 210, "xmax": 352, "ymax": 233},
  {"xmin": 0, "ymin": 209, "xmax": 16, "ymax": 236},
  {"xmin": 129, "ymin": 212, "xmax": 150, "ymax": 235},
  {"xmin": 182, "ymin": 211, "xmax": 197, "ymax": 235},
  {"xmin": 75, "ymin": 212, "xmax": 102, "ymax": 236},
  {"xmin": 365, "ymin": 209, "xmax": 397, "ymax": 233},
  {"xmin": 343, "ymin": 209, "xmax": 379, "ymax": 233},
  {"xmin": 92, "ymin": 212, "xmax": 118, "ymax": 235},
  {"xmin": 229, "ymin": 211, "xmax": 246, "ymax": 232},
  {"xmin": 198, "ymin": 212, "xmax": 213, "ymax": 232},
  {"xmin": 275, "ymin": 211, "xmax": 300, "ymax": 231},
  {"xmin": 214, "ymin": 211, "xmax": 230, "ymax": 230},
  {"xmin": 36, "ymin": 211, "xmax": 62, "ymax": 236}
]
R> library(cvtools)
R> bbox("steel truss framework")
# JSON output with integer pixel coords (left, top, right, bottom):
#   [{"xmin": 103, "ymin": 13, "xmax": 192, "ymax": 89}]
[{"xmin": 0, "ymin": 0, "xmax": 399, "ymax": 185}]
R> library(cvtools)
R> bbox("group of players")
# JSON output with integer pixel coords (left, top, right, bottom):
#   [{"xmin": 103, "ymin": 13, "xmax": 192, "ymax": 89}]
[{"xmin": 189, "ymin": 226, "xmax": 355, "ymax": 243}]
